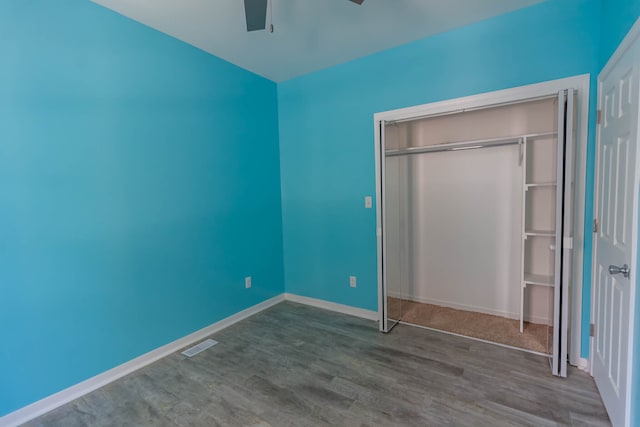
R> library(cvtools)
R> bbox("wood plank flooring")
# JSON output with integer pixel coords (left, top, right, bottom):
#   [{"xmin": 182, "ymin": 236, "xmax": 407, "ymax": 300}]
[{"xmin": 26, "ymin": 302, "xmax": 610, "ymax": 426}]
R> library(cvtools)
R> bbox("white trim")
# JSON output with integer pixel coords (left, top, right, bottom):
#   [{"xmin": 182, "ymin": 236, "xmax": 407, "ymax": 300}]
[
  {"xmin": 589, "ymin": 335, "xmax": 596, "ymax": 375},
  {"xmin": 397, "ymin": 321, "xmax": 549, "ymax": 357},
  {"xmin": 0, "ymin": 294, "xmax": 285, "ymax": 427},
  {"xmin": 0, "ymin": 293, "xmax": 379, "ymax": 427},
  {"xmin": 591, "ymin": 68, "xmax": 603, "ymax": 381},
  {"xmin": 577, "ymin": 357, "xmax": 590, "ymax": 372},
  {"xmin": 373, "ymin": 75, "xmax": 589, "ymax": 125},
  {"xmin": 590, "ymin": 75, "xmax": 602, "ymax": 381},
  {"xmin": 375, "ymin": 119, "xmax": 383, "ymax": 330},
  {"xmin": 374, "ymin": 74, "xmax": 590, "ymax": 368},
  {"xmin": 283, "ymin": 293, "xmax": 379, "ymax": 321},
  {"xmin": 386, "ymin": 292, "xmax": 551, "ymax": 325},
  {"xmin": 592, "ymin": 16, "xmax": 640, "ymax": 427}
]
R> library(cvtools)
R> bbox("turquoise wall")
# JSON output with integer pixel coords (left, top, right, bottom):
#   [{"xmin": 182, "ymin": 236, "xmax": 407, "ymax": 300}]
[
  {"xmin": 278, "ymin": 0, "xmax": 600, "ymax": 353},
  {"xmin": 600, "ymin": 0, "xmax": 640, "ymax": 66},
  {"xmin": 3, "ymin": 0, "xmax": 640, "ymax": 421},
  {"xmin": 0, "ymin": 0, "xmax": 284, "ymax": 417}
]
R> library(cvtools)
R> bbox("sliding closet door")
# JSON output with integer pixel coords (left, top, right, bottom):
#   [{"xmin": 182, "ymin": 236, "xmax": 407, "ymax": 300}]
[
  {"xmin": 552, "ymin": 89, "xmax": 575, "ymax": 377},
  {"xmin": 379, "ymin": 120, "xmax": 403, "ymax": 333}
]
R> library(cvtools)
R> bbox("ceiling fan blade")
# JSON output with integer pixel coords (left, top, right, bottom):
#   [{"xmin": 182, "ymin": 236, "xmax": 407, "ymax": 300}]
[
  {"xmin": 244, "ymin": 0, "xmax": 268, "ymax": 32},
  {"xmin": 349, "ymin": 0, "xmax": 364, "ymax": 4}
]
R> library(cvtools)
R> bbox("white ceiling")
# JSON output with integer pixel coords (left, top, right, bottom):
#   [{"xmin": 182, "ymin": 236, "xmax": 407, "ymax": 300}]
[{"xmin": 91, "ymin": 0, "xmax": 545, "ymax": 82}]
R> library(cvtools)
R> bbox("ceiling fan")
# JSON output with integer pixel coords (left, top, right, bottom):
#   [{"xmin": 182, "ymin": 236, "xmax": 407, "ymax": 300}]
[{"xmin": 243, "ymin": 0, "xmax": 364, "ymax": 32}]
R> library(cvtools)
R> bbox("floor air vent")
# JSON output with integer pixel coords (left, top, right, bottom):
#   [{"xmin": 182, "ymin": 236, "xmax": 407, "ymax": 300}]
[{"xmin": 181, "ymin": 339, "xmax": 218, "ymax": 358}]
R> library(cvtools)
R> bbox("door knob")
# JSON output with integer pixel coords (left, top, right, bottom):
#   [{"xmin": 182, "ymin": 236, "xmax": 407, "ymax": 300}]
[{"xmin": 608, "ymin": 264, "xmax": 630, "ymax": 278}]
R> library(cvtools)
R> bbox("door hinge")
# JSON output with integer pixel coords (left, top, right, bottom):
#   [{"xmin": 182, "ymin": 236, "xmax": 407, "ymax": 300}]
[
  {"xmin": 597, "ymin": 109, "xmax": 602, "ymax": 125},
  {"xmin": 590, "ymin": 323, "xmax": 595, "ymax": 337},
  {"xmin": 593, "ymin": 218, "xmax": 599, "ymax": 233}
]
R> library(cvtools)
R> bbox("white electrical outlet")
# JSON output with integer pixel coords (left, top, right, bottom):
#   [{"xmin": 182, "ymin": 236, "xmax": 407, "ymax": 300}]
[
  {"xmin": 349, "ymin": 276, "xmax": 357, "ymax": 288},
  {"xmin": 365, "ymin": 196, "xmax": 373, "ymax": 209},
  {"xmin": 245, "ymin": 276, "xmax": 252, "ymax": 289}
]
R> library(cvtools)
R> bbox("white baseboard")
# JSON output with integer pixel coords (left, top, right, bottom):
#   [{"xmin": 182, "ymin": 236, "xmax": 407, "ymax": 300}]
[
  {"xmin": 0, "ymin": 289, "xmax": 565, "ymax": 427},
  {"xmin": 577, "ymin": 357, "xmax": 590, "ymax": 372},
  {"xmin": 284, "ymin": 293, "xmax": 379, "ymax": 321},
  {"xmin": 0, "ymin": 294, "xmax": 285, "ymax": 427},
  {"xmin": 1, "ymin": 293, "xmax": 378, "ymax": 426},
  {"xmin": 387, "ymin": 292, "xmax": 551, "ymax": 325}
]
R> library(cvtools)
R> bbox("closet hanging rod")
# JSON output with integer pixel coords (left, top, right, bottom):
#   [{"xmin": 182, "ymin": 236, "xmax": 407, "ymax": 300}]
[{"xmin": 385, "ymin": 131, "xmax": 557, "ymax": 157}]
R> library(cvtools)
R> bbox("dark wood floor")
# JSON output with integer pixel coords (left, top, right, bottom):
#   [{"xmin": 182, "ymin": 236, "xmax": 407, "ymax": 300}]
[{"xmin": 26, "ymin": 302, "xmax": 610, "ymax": 426}]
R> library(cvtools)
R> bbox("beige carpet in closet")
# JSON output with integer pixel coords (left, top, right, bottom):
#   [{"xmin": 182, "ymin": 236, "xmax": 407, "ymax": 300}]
[{"xmin": 387, "ymin": 297, "xmax": 552, "ymax": 354}]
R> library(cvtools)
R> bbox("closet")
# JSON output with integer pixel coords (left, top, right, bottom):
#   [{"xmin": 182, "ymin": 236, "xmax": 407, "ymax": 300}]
[{"xmin": 377, "ymin": 90, "xmax": 576, "ymax": 377}]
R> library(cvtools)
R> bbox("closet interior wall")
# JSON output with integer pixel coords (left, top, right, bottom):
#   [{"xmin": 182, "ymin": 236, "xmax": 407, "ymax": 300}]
[{"xmin": 385, "ymin": 98, "xmax": 558, "ymax": 334}]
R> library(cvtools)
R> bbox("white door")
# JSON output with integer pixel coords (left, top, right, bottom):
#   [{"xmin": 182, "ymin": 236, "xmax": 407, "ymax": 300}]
[{"xmin": 593, "ymin": 31, "xmax": 640, "ymax": 427}]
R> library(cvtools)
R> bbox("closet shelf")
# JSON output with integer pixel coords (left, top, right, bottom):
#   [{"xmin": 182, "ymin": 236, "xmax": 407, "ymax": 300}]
[
  {"xmin": 523, "ymin": 273, "xmax": 554, "ymax": 287},
  {"xmin": 525, "ymin": 182, "xmax": 556, "ymax": 190},
  {"xmin": 526, "ymin": 131, "xmax": 558, "ymax": 141},
  {"xmin": 525, "ymin": 229, "xmax": 555, "ymax": 237},
  {"xmin": 519, "ymin": 128, "xmax": 560, "ymax": 335}
]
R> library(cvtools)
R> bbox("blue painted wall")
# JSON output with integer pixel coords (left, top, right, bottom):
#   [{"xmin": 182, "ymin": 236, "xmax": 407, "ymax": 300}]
[
  {"xmin": 278, "ymin": 0, "xmax": 600, "ymax": 349},
  {"xmin": 600, "ymin": 0, "xmax": 640, "ymax": 66},
  {"xmin": 0, "ymin": 0, "xmax": 284, "ymax": 417},
  {"xmin": 3, "ymin": 0, "xmax": 639, "ymax": 421}
]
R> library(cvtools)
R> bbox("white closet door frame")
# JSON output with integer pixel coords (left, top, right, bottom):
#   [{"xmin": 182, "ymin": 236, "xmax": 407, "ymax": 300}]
[
  {"xmin": 374, "ymin": 75, "xmax": 590, "ymax": 367},
  {"xmin": 375, "ymin": 120, "xmax": 384, "ymax": 331},
  {"xmin": 552, "ymin": 89, "xmax": 566, "ymax": 375}
]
